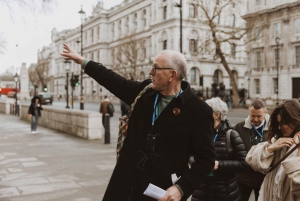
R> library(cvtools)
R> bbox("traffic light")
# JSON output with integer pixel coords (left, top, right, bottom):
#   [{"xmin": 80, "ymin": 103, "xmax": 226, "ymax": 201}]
[
  {"xmin": 74, "ymin": 75, "xmax": 79, "ymax": 87},
  {"xmin": 35, "ymin": 85, "xmax": 38, "ymax": 91},
  {"xmin": 70, "ymin": 77, "xmax": 75, "ymax": 87},
  {"xmin": 43, "ymin": 85, "xmax": 47, "ymax": 92}
]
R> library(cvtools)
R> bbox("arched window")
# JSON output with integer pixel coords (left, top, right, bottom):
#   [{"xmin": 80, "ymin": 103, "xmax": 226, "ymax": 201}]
[
  {"xmin": 213, "ymin": 70, "xmax": 223, "ymax": 84},
  {"xmin": 190, "ymin": 68, "xmax": 197, "ymax": 83}
]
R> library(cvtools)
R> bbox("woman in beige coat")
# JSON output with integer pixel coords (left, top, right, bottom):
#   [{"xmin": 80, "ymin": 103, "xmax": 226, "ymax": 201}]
[{"xmin": 246, "ymin": 100, "xmax": 300, "ymax": 201}]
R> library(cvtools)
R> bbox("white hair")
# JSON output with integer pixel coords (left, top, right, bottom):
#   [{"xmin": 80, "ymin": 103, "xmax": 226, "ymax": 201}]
[
  {"xmin": 205, "ymin": 97, "xmax": 228, "ymax": 121},
  {"xmin": 155, "ymin": 50, "xmax": 187, "ymax": 80}
]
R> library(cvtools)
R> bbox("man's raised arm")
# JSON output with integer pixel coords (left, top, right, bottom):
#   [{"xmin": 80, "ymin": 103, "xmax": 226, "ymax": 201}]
[{"xmin": 60, "ymin": 43, "xmax": 85, "ymax": 65}]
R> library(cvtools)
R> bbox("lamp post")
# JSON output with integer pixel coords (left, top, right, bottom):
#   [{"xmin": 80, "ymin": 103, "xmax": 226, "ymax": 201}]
[
  {"xmin": 174, "ymin": 0, "xmax": 182, "ymax": 53},
  {"xmin": 79, "ymin": 5, "xmax": 85, "ymax": 110},
  {"xmin": 247, "ymin": 78, "xmax": 250, "ymax": 98},
  {"xmin": 64, "ymin": 60, "xmax": 71, "ymax": 109},
  {"xmin": 275, "ymin": 36, "xmax": 280, "ymax": 103},
  {"xmin": 14, "ymin": 73, "xmax": 18, "ymax": 116}
]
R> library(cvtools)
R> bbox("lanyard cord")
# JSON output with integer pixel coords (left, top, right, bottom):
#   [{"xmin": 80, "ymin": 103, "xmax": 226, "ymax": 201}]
[
  {"xmin": 214, "ymin": 133, "xmax": 218, "ymax": 142},
  {"xmin": 151, "ymin": 89, "xmax": 182, "ymax": 126},
  {"xmin": 252, "ymin": 124, "xmax": 265, "ymax": 138}
]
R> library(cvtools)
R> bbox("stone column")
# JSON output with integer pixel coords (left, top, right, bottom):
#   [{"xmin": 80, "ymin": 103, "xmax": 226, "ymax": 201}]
[{"xmin": 20, "ymin": 63, "xmax": 31, "ymax": 100}]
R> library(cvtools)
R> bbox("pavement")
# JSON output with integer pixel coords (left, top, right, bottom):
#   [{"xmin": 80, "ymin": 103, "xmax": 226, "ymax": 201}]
[{"xmin": 0, "ymin": 108, "xmax": 252, "ymax": 201}]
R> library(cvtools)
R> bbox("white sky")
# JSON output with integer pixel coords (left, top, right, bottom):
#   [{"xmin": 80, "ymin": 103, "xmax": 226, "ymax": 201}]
[{"xmin": 0, "ymin": 0, "xmax": 124, "ymax": 74}]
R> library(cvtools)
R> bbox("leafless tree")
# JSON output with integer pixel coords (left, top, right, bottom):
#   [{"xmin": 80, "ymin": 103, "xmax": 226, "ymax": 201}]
[
  {"xmin": 195, "ymin": 0, "xmax": 254, "ymax": 106},
  {"xmin": 113, "ymin": 37, "xmax": 146, "ymax": 81},
  {"xmin": 0, "ymin": 0, "xmax": 55, "ymax": 55}
]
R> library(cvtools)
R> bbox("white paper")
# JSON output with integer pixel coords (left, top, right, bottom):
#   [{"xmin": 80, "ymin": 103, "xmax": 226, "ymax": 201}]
[
  {"xmin": 171, "ymin": 173, "xmax": 181, "ymax": 184},
  {"xmin": 143, "ymin": 183, "xmax": 166, "ymax": 200}
]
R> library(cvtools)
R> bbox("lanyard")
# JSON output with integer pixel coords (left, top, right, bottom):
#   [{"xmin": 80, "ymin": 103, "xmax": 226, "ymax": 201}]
[
  {"xmin": 151, "ymin": 89, "xmax": 182, "ymax": 126},
  {"xmin": 213, "ymin": 133, "xmax": 218, "ymax": 142},
  {"xmin": 252, "ymin": 124, "xmax": 264, "ymax": 138}
]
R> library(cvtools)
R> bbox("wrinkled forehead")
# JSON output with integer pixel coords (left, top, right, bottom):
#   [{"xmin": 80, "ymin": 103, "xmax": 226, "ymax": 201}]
[{"xmin": 249, "ymin": 106, "xmax": 266, "ymax": 116}]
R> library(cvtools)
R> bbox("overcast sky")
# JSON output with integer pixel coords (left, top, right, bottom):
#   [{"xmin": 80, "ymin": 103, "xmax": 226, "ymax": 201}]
[{"xmin": 0, "ymin": 0, "xmax": 124, "ymax": 75}]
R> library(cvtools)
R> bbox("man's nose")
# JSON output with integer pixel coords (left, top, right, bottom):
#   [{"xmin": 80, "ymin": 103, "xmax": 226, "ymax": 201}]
[{"xmin": 149, "ymin": 68, "xmax": 154, "ymax": 76}]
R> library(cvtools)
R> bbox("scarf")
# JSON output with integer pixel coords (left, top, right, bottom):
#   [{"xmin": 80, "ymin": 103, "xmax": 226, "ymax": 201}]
[{"xmin": 267, "ymin": 133, "xmax": 299, "ymax": 200}]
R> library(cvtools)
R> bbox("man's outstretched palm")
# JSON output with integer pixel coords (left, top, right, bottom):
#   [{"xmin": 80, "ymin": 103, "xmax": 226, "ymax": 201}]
[{"xmin": 60, "ymin": 43, "xmax": 84, "ymax": 64}]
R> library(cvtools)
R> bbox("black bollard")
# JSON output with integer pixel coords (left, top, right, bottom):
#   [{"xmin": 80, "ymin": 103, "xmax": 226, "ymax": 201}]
[{"xmin": 104, "ymin": 113, "xmax": 110, "ymax": 144}]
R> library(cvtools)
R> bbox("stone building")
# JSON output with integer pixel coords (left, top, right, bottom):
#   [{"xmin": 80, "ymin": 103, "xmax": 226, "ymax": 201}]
[
  {"xmin": 244, "ymin": 0, "xmax": 300, "ymax": 100},
  {"xmin": 47, "ymin": 0, "xmax": 247, "ymax": 102}
]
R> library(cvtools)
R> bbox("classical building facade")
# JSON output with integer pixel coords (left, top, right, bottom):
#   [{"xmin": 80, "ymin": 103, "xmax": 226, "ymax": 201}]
[
  {"xmin": 45, "ymin": 0, "xmax": 247, "ymax": 102},
  {"xmin": 244, "ymin": 0, "xmax": 300, "ymax": 100}
]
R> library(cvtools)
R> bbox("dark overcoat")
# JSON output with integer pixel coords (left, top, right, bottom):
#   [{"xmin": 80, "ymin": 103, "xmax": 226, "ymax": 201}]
[
  {"xmin": 84, "ymin": 61, "xmax": 216, "ymax": 201},
  {"xmin": 28, "ymin": 96, "xmax": 43, "ymax": 117}
]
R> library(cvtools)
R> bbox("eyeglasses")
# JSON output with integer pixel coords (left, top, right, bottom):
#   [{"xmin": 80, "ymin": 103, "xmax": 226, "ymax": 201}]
[{"xmin": 151, "ymin": 64, "xmax": 174, "ymax": 75}]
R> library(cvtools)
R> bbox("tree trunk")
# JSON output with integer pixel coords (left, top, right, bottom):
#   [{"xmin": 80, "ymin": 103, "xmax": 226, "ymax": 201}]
[{"xmin": 212, "ymin": 34, "xmax": 240, "ymax": 107}]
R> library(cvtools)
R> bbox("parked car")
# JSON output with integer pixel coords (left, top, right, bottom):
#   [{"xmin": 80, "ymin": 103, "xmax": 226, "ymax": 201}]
[{"xmin": 37, "ymin": 92, "xmax": 53, "ymax": 105}]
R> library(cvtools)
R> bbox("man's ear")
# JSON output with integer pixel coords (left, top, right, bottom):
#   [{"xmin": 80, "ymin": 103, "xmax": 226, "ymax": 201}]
[{"xmin": 169, "ymin": 70, "xmax": 178, "ymax": 81}]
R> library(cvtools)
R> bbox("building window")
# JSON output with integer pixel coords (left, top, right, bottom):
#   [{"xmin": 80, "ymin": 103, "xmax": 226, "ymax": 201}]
[
  {"xmin": 274, "ymin": 48, "xmax": 280, "ymax": 66},
  {"xmin": 256, "ymin": 27, "xmax": 262, "ymax": 42},
  {"xmin": 254, "ymin": 79, "xmax": 260, "ymax": 94},
  {"xmin": 273, "ymin": 78, "xmax": 278, "ymax": 94},
  {"xmin": 163, "ymin": 6, "xmax": 167, "ymax": 20},
  {"xmin": 190, "ymin": 68, "xmax": 196, "ymax": 83},
  {"xmin": 163, "ymin": 40, "xmax": 167, "ymax": 50},
  {"xmin": 143, "ymin": 9, "xmax": 147, "ymax": 28},
  {"xmin": 295, "ymin": 18, "xmax": 300, "ymax": 34},
  {"xmin": 190, "ymin": 39, "xmax": 197, "ymax": 54},
  {"xmin": 91, "ymin": 29, "xmax": 94, "ymax": 43},
  {"xmin": 231, "ymin": 43, "xmax": 236, "ymax": 57},
  {"xmin": 190, "ymin": 4, "xmax": 196, "ymax": 18},
  {"xmin": 256, "ymin": 51, "xmax": 262, "ymax": 68},
  {"xmin": 296, "ymin": 46, "xmax": 300, "ymax": 66},
  {"xmin": 274, "ymin": 22, "xmax": 281, "ymax": 37}
]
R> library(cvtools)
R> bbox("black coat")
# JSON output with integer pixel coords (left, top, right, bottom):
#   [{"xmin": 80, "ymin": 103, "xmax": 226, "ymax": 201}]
[
  {"xmin": 84, "ymin": 61, "xmax": 216, "ymax": 201},
  {"xmin": 28, "ymin": 96, "xmax": 43, "ymax": 117},
  {"xmin": 192, "ymin": 120, "xmax": 248, "ymax": 201}
]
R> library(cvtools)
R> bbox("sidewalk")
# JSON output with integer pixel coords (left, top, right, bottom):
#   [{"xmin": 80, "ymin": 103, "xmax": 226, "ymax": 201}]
[{"xmin": 0, "ymin": 113, "xmax": 118, "ymax": 201}]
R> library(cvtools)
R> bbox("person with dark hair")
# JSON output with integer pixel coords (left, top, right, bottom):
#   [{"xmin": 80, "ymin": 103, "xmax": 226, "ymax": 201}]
[
  {"xmin": 61, "ymin": 43, "xmax": 216, "ymax": 201},
  {"xmin": 100, "ymin": 95, "xmax": 110, "ymax": 126},
  {"xmin": 192, "ymin": 97, "xmax": 247, "ymax": 201},
  {"xmin": 233, "ymin": 99, "xmax": 269, "ymax": 201},
  {"xmin": 246, "ymin": 100, "xmax": 300, "ymax": 201},
  {"xmin": 28, "ymin": 96, "xmax": 43, "ymax": 134}
]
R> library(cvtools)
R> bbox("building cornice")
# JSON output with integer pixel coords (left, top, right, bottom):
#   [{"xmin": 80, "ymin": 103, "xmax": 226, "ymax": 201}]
[{"xmin": 243, "ymin": 1, "xmax": 300, "ymax": 19}]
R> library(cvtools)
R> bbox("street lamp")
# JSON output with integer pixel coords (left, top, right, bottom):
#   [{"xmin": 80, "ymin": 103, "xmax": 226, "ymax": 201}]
[
  {"xmin": 79, "ymin": 5, "xmax": 85, "ymax": 110},
  {"xmin": 247, "ymin": 78, "xmax": 250, "ymax": 99},
  {"xmin": 275, "ymin": 36, "xmax": 280, "ymax": 103},
  {"xmin": 64, "ymin": 60, "xmax": 71, "ymax": 109},
  {"xmin": 14, "ymin": 73, "xmax": 18, "ymax": 116},
  {"xmin": 174, "ymin": 0, "xmax": 182, "ymax": 53}
]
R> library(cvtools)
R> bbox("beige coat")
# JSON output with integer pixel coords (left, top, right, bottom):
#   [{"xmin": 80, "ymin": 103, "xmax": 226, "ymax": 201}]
[{"xmin": 246, "ymin": 133, "xmax": 300, "ymax": 201}]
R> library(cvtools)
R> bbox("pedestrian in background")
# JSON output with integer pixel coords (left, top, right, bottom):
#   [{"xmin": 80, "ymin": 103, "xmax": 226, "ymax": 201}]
[
  {"xmin": 61, "ymin": 43, "xmax": 216, "ymax": 201},
  {"xmin": 100, "ymin": 95, "xmax": 110, "ymax": 126},
  {"xmin": 28, "ymin": 96, "xmax": 43, "ymax": 134},
  {"xmin": 120, "ymin": 100, "xmax": 130, "ymax": 116},
  {"xmin": 233, "ymin": 99, "xmax": 269, "ymax": 201},
  {"xmin": 192, "ymin": 97, "xmax": 247, "ymax": 201},
  {"xmin": 246, "ymin": 99, "xmax": 300, "ymax": 201}
]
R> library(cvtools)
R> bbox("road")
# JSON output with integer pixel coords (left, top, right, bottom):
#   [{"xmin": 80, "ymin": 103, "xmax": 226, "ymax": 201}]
[{"xmin": 1, "ymin": 97, "xmax": 255, "ymax": 200}]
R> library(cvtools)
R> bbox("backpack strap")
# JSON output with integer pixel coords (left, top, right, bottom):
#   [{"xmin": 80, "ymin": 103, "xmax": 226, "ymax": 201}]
[
  {"xmin": 226, "ymin": 129, "xmax": 233, "ymax": 152},
  {"xmin": 127, "ymin": 83, "xmax": 152, "ymax": 118}
]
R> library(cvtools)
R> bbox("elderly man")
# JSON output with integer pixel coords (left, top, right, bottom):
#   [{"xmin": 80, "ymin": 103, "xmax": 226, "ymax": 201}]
[
  {"xmin": 233, "ymin": 99, "xmax": 269, "ymax": 201},
  {"xmin": 61, "ymin": 44, "xmax": 216, "ymax": 201}
]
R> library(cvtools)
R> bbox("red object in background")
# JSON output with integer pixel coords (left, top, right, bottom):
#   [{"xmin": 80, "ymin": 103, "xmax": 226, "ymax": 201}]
[{"xmin": 0, "ymin": 88, "xmax": 20, "ymax": 95}]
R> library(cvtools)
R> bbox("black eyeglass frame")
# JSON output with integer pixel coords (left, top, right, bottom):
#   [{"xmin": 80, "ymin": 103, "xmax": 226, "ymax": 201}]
[{"xmin": 151, "ymin": 64, "xmax": 174, "ymax": 75}]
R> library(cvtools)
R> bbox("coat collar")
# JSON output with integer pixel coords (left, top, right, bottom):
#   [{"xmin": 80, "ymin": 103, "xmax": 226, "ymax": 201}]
[
  {"xmin": 146, "ymin": 81, "xmax": 192, "ymax": 106},
  {"xmin": 244, "ymin": 113, "xmax": 270, "ymax": 130}
]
